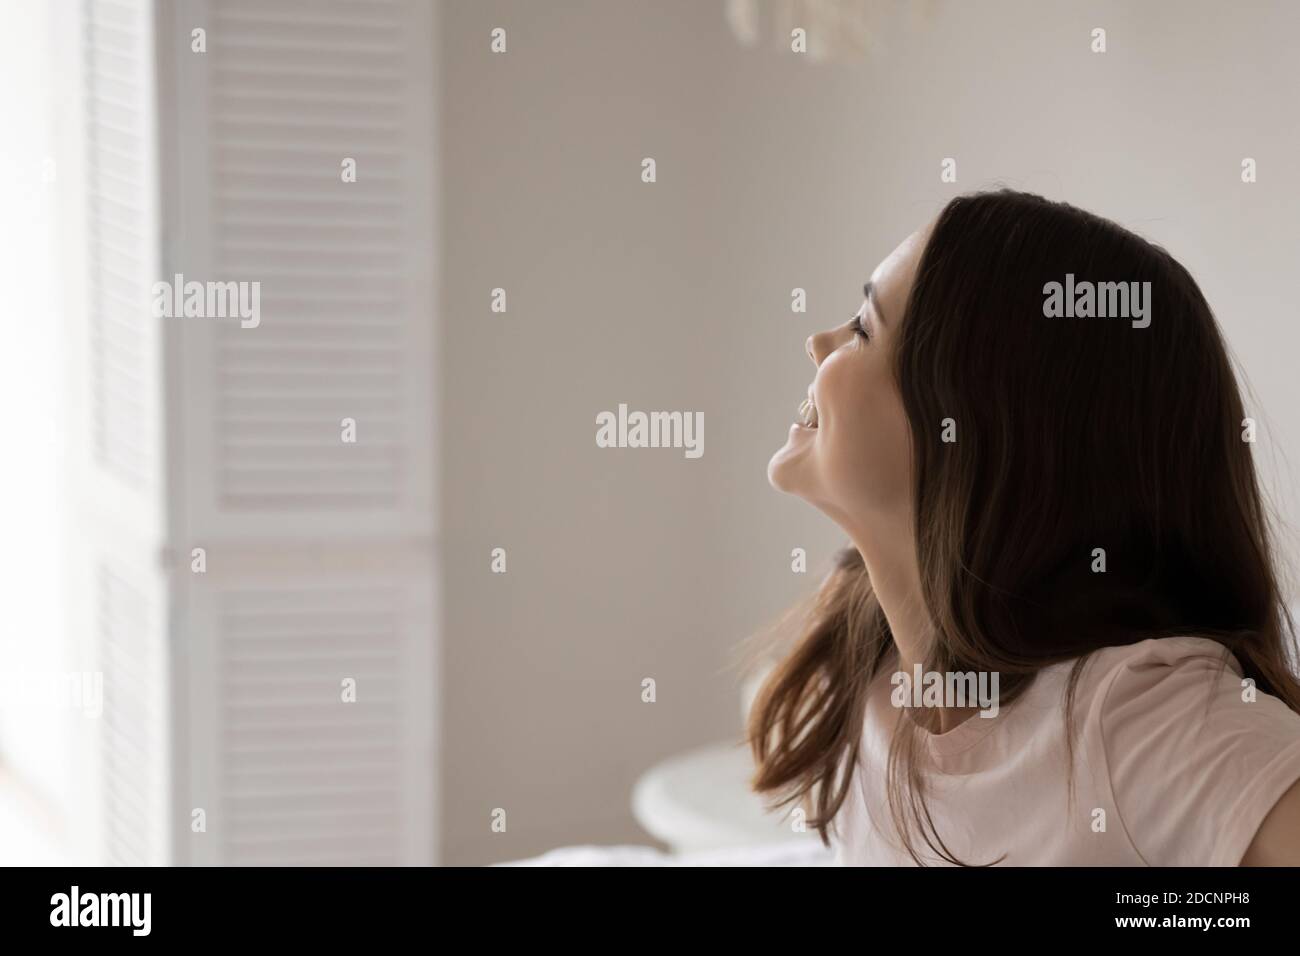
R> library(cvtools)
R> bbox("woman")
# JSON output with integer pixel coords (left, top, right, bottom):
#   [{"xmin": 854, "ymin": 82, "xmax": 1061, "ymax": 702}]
[{"xmin": 749, "ymin": 189, "xmax": 1300, "ymax": 866}]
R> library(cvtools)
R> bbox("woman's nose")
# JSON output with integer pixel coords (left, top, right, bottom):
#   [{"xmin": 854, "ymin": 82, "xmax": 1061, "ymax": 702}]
[{"xmin": 806, "ymin": 329, "xmax": 840, "ymax": 367}]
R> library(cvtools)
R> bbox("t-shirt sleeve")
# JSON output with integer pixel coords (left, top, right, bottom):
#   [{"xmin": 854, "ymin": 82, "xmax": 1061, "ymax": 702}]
[{"xmin": 1095, "ymin": 638, "xmax": 1300, "ymax": 866}]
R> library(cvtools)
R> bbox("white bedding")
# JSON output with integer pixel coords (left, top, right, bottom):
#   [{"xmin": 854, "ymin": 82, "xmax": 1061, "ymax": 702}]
[{"xmin": 499, "ymin": 839, "xmax": 837, "ymax": 867}]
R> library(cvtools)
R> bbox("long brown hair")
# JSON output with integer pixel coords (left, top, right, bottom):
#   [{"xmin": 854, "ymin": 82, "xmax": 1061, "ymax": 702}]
[{"xmin": 745, "ymin": 189, "xmax": 1300, "ymax": 865}]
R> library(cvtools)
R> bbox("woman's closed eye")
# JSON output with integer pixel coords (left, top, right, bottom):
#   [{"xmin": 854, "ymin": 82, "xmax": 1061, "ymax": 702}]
[{"xmin": 850, "ymin": 312, "xmax": 871, "ymax": 341}]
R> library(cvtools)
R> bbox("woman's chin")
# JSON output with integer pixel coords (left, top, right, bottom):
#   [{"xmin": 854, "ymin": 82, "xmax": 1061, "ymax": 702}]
[
  {"xmin": 766, "ymin": 456, "xmax": 789, "ymax": 492},
  {"xmin": 768, "ymin": 424, "xmax": 816, "ymax": 492}
]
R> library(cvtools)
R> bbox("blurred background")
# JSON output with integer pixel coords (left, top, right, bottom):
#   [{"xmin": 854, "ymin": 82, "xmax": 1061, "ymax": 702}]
[{"xmin": 2, "ymin": 0, "xmax": 1299, "ymax": 866}]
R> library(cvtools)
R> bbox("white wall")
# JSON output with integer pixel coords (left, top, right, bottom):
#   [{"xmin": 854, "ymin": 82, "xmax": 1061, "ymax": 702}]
[{"xmin": 439, "ymin": 0, "xmax": 1300, "ymax": 864}]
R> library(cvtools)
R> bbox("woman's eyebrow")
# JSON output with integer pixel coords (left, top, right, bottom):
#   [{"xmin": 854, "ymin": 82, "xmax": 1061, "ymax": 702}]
[{"xmin": 864, "ymin": 281, "xmax": 886, "ymax": 326}]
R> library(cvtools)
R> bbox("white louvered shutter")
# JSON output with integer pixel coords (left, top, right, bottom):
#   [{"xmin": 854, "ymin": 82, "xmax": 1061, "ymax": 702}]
[
  {"xmin": 70, "ymin": 0, "xmax": 173, "ymax": 867},
  {"xmin": 71, "ymin": 0, "xmax": 439, "ymax": 866}
]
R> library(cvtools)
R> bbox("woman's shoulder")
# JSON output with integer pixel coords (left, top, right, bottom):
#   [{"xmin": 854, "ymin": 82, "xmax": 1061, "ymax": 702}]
[
  {"xmin": 1068, "ymin": 635, "xmax": 1300, "ymax": 865},
  {"xmin": 1070, "ymin": 635, "xmax": 1241, "ymax": 703},
  {"xmin": 1084, "ymin": 633, "xmax": 1236, "ymax": 669},
  {"xmin": 1067, "ymin": 633, "xmax": 1300, "ymax": 783}
]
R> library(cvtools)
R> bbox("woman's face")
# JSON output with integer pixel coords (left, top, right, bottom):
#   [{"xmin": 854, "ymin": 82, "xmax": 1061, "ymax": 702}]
[{"xmin": 768, "ymin": 225, "xmax": 930, "ymax": 527}]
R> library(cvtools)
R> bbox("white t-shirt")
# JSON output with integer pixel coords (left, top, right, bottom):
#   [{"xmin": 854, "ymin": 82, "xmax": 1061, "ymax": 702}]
[{"xmin": 833, "ymin": 636, "xmax": 1300, "ymax": 865}]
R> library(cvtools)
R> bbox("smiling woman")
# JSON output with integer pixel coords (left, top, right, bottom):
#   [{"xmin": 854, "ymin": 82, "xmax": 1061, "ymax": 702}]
[
  {"xmin": 767, "ymin": 226, "xmax": 922, "ymax": 532},
  {"xmin": 749, "ymin": 189, "xmax": 1300, "ymax": 867}
]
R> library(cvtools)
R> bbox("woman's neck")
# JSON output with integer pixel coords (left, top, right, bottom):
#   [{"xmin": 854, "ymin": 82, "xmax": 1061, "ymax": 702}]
[
  {"xmin": 846, "ymin": 514, "xmax": 982, "ymax": 735},
  {"xmin": 845, "ymin": 513, "xmax": 929, "ymax": 670}
]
